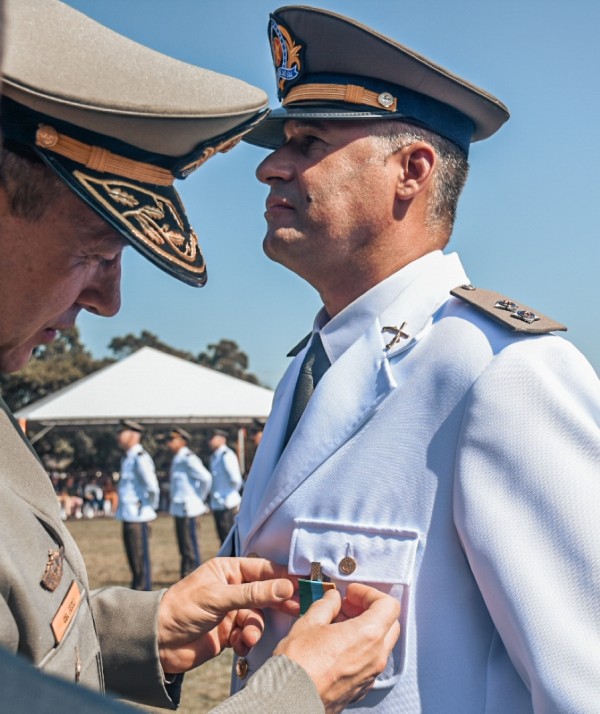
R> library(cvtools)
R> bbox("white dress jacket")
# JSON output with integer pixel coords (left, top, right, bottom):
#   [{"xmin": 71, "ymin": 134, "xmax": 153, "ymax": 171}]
[
  {"xmin": 169, "ymin": 446, "xmax": 212, "ymax": 518},
  {"xmin": 115, "ymin": 446, "xmax": 159, "ymax": 523},
  {"xmin": 230, "ymin": 252, "xmax": 600, "ymax": 713}
]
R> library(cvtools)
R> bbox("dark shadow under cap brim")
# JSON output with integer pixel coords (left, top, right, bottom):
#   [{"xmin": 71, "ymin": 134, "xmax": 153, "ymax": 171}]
[{"xmin": 245, "ymin": 6, "xmax": 509, "ymax": 154}]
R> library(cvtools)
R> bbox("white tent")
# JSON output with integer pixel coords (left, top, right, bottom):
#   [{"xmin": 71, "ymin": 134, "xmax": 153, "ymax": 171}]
[{"xmin": 15, "ymin": 346, "xmax": 274, "ymax": 427}]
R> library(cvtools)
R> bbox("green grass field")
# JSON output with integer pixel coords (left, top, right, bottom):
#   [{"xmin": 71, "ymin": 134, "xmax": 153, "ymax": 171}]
[{"xmin": 67, "ymin": 514, "xmax": 233, "ymax": 713}]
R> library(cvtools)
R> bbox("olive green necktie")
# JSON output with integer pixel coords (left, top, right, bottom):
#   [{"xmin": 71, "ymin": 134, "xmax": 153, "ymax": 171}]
[{"xmin": 283, "ymin": 333, "xmax": 330, "ymax": 447}]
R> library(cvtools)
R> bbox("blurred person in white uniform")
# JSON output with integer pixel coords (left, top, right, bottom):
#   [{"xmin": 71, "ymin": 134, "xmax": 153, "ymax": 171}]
[
  {"xmin": 208, "ymin": 429, "xmax": 243, "ymax": 544},
  {"xmin": 116, "ymin": 420, "xmax": 159, "ymax": 591},
  {"xmin": 166, "ymin": 426, "xmax": 212, "ymax": 578}
]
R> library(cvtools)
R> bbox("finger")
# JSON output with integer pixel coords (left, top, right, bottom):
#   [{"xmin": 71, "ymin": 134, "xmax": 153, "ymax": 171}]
[
  {"xmin": 343, "ymin": 583, "xmax": 401, "ymax": 623},
  {"xmin": 383, "ymin": 619, "xmax": 401, "ymax": 653},
  {"xmin": 229, "ymin": 627, "xmax": 251, "ymax": 657},
  {"xmin": 301, "ymin": 588, "xmax": 342, "ymax": 625},
  {"xmin": 344, "ymin": 582, "xmax": 388, "ymax": 609},
  {"xmin": 214, "ymin": 577, "xmax": 295, "ymax": 614},
  {"xmin": 218, "ymin": 557, "xmax": 295, "ymax": 586},
  {"xmin": 235, "ymin": 609, "xmax": 265, "ymax": 648}
]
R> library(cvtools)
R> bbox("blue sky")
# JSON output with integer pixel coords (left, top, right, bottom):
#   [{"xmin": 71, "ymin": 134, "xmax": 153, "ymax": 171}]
[{"xmin": 65, "ymin": 0, "xmax": 599, "ymax": 386}]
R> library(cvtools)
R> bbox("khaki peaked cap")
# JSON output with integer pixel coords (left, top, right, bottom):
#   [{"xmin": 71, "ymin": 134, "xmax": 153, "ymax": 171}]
[
  {"xmin": 2, "ymin": 0, "xmax": 269, "ymax": 286},
  {"xmin": 246, "ymin": 6, "xmax": 509, "ymax": 154}
]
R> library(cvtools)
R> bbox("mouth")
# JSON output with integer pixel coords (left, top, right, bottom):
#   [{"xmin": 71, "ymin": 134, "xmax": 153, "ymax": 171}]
[
  {"xmin": 265, "ymin": 195, "xmax": 295, "ymax": 218},
  {"xmin": 39, "ymin": 327, "xmax": 58, "ymax": 343},
  {"xmin": 39, "ymin": 321, "xmax": 74, "ymax": 344}
]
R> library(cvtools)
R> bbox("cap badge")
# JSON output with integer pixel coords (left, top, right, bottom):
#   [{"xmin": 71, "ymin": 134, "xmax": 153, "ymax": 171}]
[
  {"xmin": 269, "ymin": 17, "xmax": 303, "ymax": 98},
  {"xmin": 378, "ymin": 92, "xmax": 395, "ymax": 109}
]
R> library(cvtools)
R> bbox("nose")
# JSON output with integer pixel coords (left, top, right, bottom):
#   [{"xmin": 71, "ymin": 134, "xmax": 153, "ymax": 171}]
[
  {"xmin": 256, "ymin": 145, "xmax": 294, "ymax": 185},
  {"xmin": 78, "ymin": 254, "xmax": 122, "ymax": 318}
]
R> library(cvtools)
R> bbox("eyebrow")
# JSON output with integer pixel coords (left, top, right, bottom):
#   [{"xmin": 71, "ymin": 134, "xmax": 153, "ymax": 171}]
[
  {"xmin": 82, "ymin": 226, "xmax": 128, "ymax": 252},
  {"xmin": 283, "ymin": 119, "xmax": 329, "ymax": 139}
]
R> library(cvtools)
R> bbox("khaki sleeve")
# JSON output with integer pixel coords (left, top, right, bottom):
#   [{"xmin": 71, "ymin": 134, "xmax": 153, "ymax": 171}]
[
  {"xmin": 210, "ymin": 656, "xmax": 324, "ymax": 714},
  {"xmin": 90, "ymin": 587, "xmax": 179, "ymax": 710}
]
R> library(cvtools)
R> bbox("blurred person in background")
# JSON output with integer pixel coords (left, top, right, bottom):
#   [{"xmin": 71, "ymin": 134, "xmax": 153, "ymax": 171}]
[
  {"xmin": 208, "ymin": 429, "xmax": 243, "ymax": 544},
  {"xmin": 115, "ymin": 420, "xmax": 159, "ymax": 590},
  {"xmin": 166, "ymin": 425, "xmax": 212, "ymax": 578}
]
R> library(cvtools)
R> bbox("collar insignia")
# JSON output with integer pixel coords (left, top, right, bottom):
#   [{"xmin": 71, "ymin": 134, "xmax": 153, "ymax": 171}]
[
  {"xmin": 269, "ymin": 17, "xmax": 304, "ymax": 99},
  {"xmin": 381, "ymin": 323, "xmax": 409, "ymax": 350},
  {"xmin": 41, "ymin": 546, "xmax": 64, "ymax": 592}
]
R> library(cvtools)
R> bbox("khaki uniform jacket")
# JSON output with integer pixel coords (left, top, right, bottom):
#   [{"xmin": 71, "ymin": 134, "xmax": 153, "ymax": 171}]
[
  {"xmin": 0, "ymin": 398, "xmax": 324, "ymax": 713},
  {"xmin": 0, "ymin": 397, "xmax": 175, "ymax": 708}
]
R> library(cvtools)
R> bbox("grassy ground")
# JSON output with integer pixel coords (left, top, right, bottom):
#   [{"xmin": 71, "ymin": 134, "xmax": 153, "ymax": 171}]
[{"xmin": 67, "ymin": 514, "xmax": 233, "ymax": 713}]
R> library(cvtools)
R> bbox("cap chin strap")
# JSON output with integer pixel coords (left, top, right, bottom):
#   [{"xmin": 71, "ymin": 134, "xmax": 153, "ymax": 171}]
[
  {"xmin": 283, "ymin": 82, "xmax": 398, "ymax": 112},
  {"xmin": 35, "ymin": 124, "xmax": 175, "ymax": 186}
]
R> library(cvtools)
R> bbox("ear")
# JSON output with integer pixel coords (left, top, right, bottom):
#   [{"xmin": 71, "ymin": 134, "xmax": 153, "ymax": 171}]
[{"xmin": 394, "ymin": 142, "xmax": 436, "ymax": 201}]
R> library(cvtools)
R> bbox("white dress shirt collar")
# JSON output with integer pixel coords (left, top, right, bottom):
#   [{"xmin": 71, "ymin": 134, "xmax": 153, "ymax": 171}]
[{"xmin": 315, "ymin": 251, "xmax": 459, "ymax": 364}]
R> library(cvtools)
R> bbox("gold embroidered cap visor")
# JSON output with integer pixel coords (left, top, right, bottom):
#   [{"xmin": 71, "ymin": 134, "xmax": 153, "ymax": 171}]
[
  {"xmin": 1, "ymin": 0, "xmax": 270, "ymax": 287},
  {"xmin": 244, "ymin": 7, "xmax": 510, "ymax": 155},
  {"xmin": 2, "ymin": 98, "xmax": 266, "ymax": 286}
]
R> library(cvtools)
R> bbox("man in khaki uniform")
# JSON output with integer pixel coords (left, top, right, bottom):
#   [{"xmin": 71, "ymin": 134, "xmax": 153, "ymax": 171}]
[{"xmin": 0, "ymin": 1, "xmax": 400, "ymax": 713}]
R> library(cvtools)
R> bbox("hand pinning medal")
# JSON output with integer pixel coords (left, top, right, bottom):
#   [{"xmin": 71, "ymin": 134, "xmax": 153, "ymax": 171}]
[{"xmin": 298, "ymin": 561, "xmax": 336, "ymax": 615}]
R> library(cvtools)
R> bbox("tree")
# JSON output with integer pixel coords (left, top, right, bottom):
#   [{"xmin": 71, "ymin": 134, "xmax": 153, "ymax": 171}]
[
  {"xmin": 108, "ymin": 330, "xmax": 194, "ymax": 361},
  {"xmin": 109, "ymin": 331, "xmax": 261, "ymax": 384},
  {"xmin": 0, "ymin": 329, "xmax": 260, "ymax": 476},
  {"xmin": 0, "ymin": 327, "xmax": 110, "ymax": 412},
  {"xmin": 197, "ymin": 339, "xmax": 260, "ymax": 384},
  {"xmin": 0, "ymin": 328, "xmax": 118, "ymax": 475}
]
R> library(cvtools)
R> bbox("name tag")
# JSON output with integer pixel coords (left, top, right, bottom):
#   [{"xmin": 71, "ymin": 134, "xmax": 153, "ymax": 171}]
[{"xmin": 51, "ymin": 580, "xmax": 81, "ymax": 645}]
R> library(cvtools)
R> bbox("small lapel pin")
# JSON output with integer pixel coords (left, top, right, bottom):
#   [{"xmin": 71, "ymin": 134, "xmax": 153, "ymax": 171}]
[{"xmin": 381, "ymin": 322, "xmax": 409, "ymax": 350}]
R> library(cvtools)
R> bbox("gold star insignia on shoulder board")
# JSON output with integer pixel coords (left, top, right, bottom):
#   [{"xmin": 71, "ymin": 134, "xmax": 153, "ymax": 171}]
[{"xmin": 451, "ymin": 285, "xmax": 567, "ymax": 333}]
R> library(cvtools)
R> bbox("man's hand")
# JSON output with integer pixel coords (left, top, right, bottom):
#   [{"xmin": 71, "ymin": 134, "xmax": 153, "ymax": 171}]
[
  {"xmin": 158, "ymin": 557, "xmax": 298, "ymax": 673},
  {"xmin": 274, "ymin": 583, "xmax": 401, "ymax": 714}
]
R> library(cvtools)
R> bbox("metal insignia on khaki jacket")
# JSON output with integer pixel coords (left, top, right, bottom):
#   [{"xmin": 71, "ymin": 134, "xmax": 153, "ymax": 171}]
[
  {"xmin": 41, "ymin": 546, "xmax": 64, "ymax": 592},
  {"xmin": 73, "ymin": 171, "xmax": 205, "ymax": 275},
  {"xmin": 451, "ymin": 284, "xmax": 567, "ymax": 333}
]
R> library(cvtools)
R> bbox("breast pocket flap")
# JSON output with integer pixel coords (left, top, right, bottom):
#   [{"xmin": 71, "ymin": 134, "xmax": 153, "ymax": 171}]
[{"xmin": 289, "ymin": 519, "xmax": 419, "ymax": 584}]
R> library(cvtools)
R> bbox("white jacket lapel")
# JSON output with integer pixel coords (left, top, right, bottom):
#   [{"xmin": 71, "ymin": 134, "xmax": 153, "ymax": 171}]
[{"xmin": 242, "ymin": 320, "xmax": 396, "ymax": 546}]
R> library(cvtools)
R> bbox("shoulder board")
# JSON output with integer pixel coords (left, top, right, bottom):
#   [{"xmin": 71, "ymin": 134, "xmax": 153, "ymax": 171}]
[{"xmin": 450, "ymin": 284, "xmax": 567, "ymax": 334}]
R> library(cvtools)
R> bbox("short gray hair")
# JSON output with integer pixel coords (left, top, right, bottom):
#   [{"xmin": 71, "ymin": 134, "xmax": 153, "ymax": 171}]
[{"xmin": 371, "ymin": 120, "xmax": 469, "ymax": 240}]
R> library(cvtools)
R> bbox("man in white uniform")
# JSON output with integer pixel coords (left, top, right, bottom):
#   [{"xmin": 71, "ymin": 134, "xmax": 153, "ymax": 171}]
[
  {"xmin": 116, "ymin": 420, "xmax": 159, "ymax": 591},
  {"xmin": 166, "ymin": 426, "xmax": 212, "ymax": 578},
  {"xmin": 229, "ymin": 7, "xmax": 600, "ymax": 712},
  {"xmin": 0, "ymin": 2, "xmax": 401, "ymax": 711},
  {"xmin": 209, "ymin": 429, "xmax": 243, "ymax": 543}
]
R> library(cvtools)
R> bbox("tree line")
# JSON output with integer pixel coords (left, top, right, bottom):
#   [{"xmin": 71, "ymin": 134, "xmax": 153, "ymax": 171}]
[{"xmin": 0, "ymin": 328, "xmax": 260, "ymax": 476}]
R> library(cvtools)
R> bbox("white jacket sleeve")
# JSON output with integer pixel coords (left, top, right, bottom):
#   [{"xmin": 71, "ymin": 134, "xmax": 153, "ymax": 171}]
[{"xmin": 454, "ymin": 336, "xmax": 600, "ymax": 712}]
